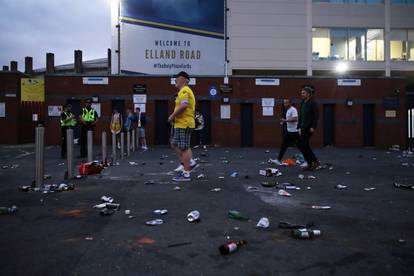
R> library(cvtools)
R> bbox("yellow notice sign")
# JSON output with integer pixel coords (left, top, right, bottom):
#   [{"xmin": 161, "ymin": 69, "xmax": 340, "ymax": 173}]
[{"xmin": 21, "ymin": 78, "xmax": 45, "ymax": 102}]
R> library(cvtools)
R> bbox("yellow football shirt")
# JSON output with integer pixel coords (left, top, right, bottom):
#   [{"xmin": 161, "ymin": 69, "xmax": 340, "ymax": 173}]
[{"xmin": 174, "ymin": 86, "xmax": 195, "ymax": 129}]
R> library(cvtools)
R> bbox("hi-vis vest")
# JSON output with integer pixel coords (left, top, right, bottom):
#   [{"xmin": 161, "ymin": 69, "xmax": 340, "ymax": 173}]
[
  {"xmin": 60, "ymin": 112, "xmax": 76, "ymax": 127},
  {"xmin": 82, "ymin": 108, "xmax": 96, "ymax": 123}
]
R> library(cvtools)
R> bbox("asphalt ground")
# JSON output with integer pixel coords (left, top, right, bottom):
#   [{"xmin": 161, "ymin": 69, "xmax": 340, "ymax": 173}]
[{"xmin": 0, "ymin": 144, "xmax": 413, "ymax": 276}]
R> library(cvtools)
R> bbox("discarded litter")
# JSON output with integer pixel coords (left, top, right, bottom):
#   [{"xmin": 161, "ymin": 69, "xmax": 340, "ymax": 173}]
[
  {"xmin": 307, "ymin": 187, "xmax": 312, "ymax": 190},
  {"xmin": 364, "ymin": 187, "xmax": 376, "ymax": 191},
  {"xmin": 100, "ymin": 208, "xmax": 115, "ymax": 216},
  {"xmin": 393, "ymin": 182, "xmax": 414, "ymax": 190},
  {"xmin": 168, "ymin": 242, "xmax": 192, "ymax": 248},
  {"xmin": 308, "ymin": 175, "xmax": 316, "ymax": 179},
  {"xmin": 246, "ymin": 186, "xmax": 260, "ymax": 192},
  {"xmin": 211, "ymin": 188, "xmax": 222, "ymax": 192},
  {"xmin": 187, "ymin": 210, "xmax": 201, "ymax": 222},
  {"xmin": 154, "ymin": 209, "xmax": 168, "ymax": 215},
  {"xmin": 345, "ymin": 172, "xmax": 351, "ymax": 175},
  {"xmin": 0, "ymin": 205, "xmax": 18, "ymax": 215},
  {"xmin": 261, "ymin": 181, "xmax": 277, "ymax": 188},
  {"xmin": 278, "ymin": 221, "xmax": 315, "ymax": 229},
  {"xmin": 265, "ymin": 150, "xmax": 270, "ymax": 153},
  {"xmin": 197, "ymin": 174, "xmax": 205, "ymax": 179},
  {"xmin": 311, "ymin": 205, "xmax": 331, "ymax": 210},
  {"xmin": 259, "ymin": 168, "xmax": 282, "ymax": 177},
  {"xmin": 278, "ymin": 189, "xmax": 292, "ymax": 197},
  {"xmin": 125, "ymin": 210, "xmax": 131, "ymax": 215},
  {"xmin": 84, "ymin": 237, "xmax": 94, "ymax": 241},
  {"xmin": 218, "ymin": 176, "xmax": 225, "ymax": 179},
  {"xmin": 335, "ymin": 184, "xmax": 347, "ymax": 189},
  {"xmin": 43, "ymin": 174, "xmax": 52, "ymax": 180},
  {"xmin": 79, "ymin": 161, "xmax": 103, "ymax": 176},
  {"xmin": 230, "ymin": 172, "xmax": 238, "ymax": 177},
  {"xmin": 145, "ymin": 180, "xmax": 156, "ymax": 185},
  {"xmin": 101, "ymin": 196, "xmax": 114, "ymax": 203},
  {"xmin": 219, "ymin": 240, "xmax": 247, "ymax": 255},
  {"xmin": 129, "ymin": 161, "xmax": 139, "ymax": 166},
  {"xmin": 292, "ymin": 228, "xmax": 321, "ymax": 239},
  {"xmin": 298, "ymin": 174, "xmax": 305, "ymax": 179},
  {"xmin": 105, "ymin": 203, "xmax": 120, "ymax": 209},
  {"xmin": 74, "ymin": 175, "xmax": 84, "ymax": 179},
  {"xmin": 277, "ymin": 183, "xmax": 301, "ymax": 190},
  {"xmin": 174, "ymin": 186, "xmax": 182, "ymax": 191},
  {"xmin": 222, "ymin": 160, "xmax": 230, "ymax": 164},
  {"xmin": 228, "ymin": 210, "xmax": 249, "ymax": 221},
  {"xmin": 256, "ymin": 217, "xmax": 270, "ymax": 228},
  {"xmin": 93, "ymin": 203, "xmax": 107, "ymax": 209},
  {"xmin": 146, "ymin": 219, "xmax": 163, "ymax": 226}
]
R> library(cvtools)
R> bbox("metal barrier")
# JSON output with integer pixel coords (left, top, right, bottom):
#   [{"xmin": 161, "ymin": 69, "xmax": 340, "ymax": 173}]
[
  {"xmin": 127, "ymin": 131, "xmax": 131, "ymax": 157},
  {"xmin": 102, "ymin": 131, "xmax": 107, "ymax": 163},
  {"xmin": 112, "ymin": 132, "xmax": 117, "ymax": 162},
  {"xmin": 132, "ymin": 129, "xmax": 136, "ymax": 152},
  {"xmin": 87, "ymin": 130, "xmax": 93, "ymax": 162},
  {"xmin": 34, "ymin": 127, "xmax": 45, "ymax": 187},
  {"xmin": 66, "ymin": 129, "xmax": 74, "ymax": 179},
  {"xmin": 120, "ymin": 132, "xmax": 125, "ymax": 160}
]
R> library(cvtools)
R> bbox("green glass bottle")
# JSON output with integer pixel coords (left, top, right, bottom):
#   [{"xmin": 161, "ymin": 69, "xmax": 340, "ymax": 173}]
[{"xmin": 228, "ymin": 210, "xmax": 249, "ymax": 221}]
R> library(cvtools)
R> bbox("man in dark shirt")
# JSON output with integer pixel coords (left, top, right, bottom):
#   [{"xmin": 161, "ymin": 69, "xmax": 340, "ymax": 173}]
[{"xmin": 297, "ymin": 86, "xmax": 320, "ymax": 171}]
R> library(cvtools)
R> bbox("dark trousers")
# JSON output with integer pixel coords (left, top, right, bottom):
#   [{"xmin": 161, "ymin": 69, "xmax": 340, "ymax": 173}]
[
  {"xmin": 278, "ymin": 131, "xmax": 300, "ymax": 161},
  {"xmin": 80, "ymin": 124, "xmax": 94, "ymax": 157},
  {"xmin": 61, "ymin": 126, "xmax": 70, "ymax": 158},
  {"xmin": 298, "ymin": 128, "xmax": 318, "ymax": 164}
]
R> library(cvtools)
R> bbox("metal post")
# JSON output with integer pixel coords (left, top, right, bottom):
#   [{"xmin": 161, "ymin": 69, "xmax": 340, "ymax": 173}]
[
  {"xmin": 66, "ymin": 129, "xmax": 74, "ymax": 179},
  {"xmin": 34, "ymin": 127, "xmax": 45, "ymax": 187},
  {"xmin": 136, "ymin": 128, "xmax": 140, "ymax": 149},
  {"xmin": 102, "ymin": 131, "xmax": 107, "ymax": 163},
  {"xmin": 120, "ymin": 132, "xmax": 125, "ymax": 160},
  {"xmin": 87, "ymin": 130, "xmax": 93, "ymax": 162},
  {"xmin": 112, "ymin": 132, "xmax": 117, "ymax": 162},
  {"xmin": 131, "ymin": 128, "xmax": 136, "ymax": 152},
  {"xmin": 127, "ymin": 131, "xmax": 131, "ymax": 157}
]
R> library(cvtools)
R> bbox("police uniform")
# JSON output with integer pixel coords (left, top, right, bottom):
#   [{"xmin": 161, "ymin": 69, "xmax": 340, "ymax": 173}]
[
  {"xmin": 60, "ymin": 110, "xmax": 76, "ymax": 158},
  {"xmin": 80, "ymin": 107, "xmax": 98, "ymax": 158}
]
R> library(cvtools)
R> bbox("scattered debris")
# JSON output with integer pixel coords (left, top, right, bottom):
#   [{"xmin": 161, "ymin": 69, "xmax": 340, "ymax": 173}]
[
  {"xmin": 101, "ymin": 196, "xmax": 114, "ymax": 203},
  {"xmin": 197, "ymin": 174, "xmax": 205, "ymax": 179},
  {"xmin": 129, "ymin": 161, "xmax": 139, "ymax": 166},
  {"xmin": 259, "ymin": 168, "xmax": 282, "ymax": 177},
  {"xmin": 100, "ymin": 208, "xmax": 115, "ymax": 216},
  {"xmin": 0, "ymin": 205, "xmax": 18, "ymax": 215},
  {"xmin": 154, "ymin": 209, "xmax": 168, "ymax": 215},
  {"xmin": 298, "ymin": 174, "xmax": 305, "ymax": 179},
  {"xmin": 210, "ymin": 188, "xmax": 222, "ymax": 192},
  {"xmin": 246, "ymin": 186, "xmax": 260, "ymax": 192},
  {"xmin": 345, "ymin": 172, "xmax": 351, "ymax": 175},
  {"xmin": 311, "ymin": 205, "xmax": 331, "ymax": 210},
  {"xmin": 79, "ymin": 161, "xmax": 103, "ymax": 176},
  {"xmin": 292, "ymin": 228, "xmax": 321, "ymax": 239},
  {"xmin": 261, "ymin": 181, "xmax": 277, "ymax": 188},
  {"xmin": 335, "ymin": 184, "xmax": 347, "ymax": 189},
  {"xmin": 278, "ymin": 189, "xmax": 292, "ymax": 197},
  {"xmin": 146, "ymin": 219, "xmax": 163, "ymax": 226},
  {"xmin": 277, "ymin": 183, "xmax": 301, "ymax": 190},
  {"xmin": 393, "ymin": 182, "xmax": 414, "ymax": 190},
  {"xmin": 219, "ymin": 240, "xmax": 247, "ymax": 255},
  {"xmin": 125, "ymin": 210, "xmax": 131, "ymax": 215},
  {"xmin": 256, "ymin": 217, "xmax": 270, "ymax": 228},
  {"xmin": 308, "ymin": 175, "xmax": 316, "ymax": 179},
  {"xmin": 173, "ymin": 186, "xmax": 181, "ymax": 191},
  {"xmin": 228, "ymin": 210, "xmax": 249, "ymax": 221},
  {"xmin": 218, "ymin": 176, "xmax": 225, "ymax": 179},
  {"xmin": 364, "ymin": 187, "xmax": 376, "ymax": 191},
  {"xmin": 187, "ymin": 210, "xmax": 200, "ymax": 222},
  {"xmin": 278, "ymin": 221, "xmax": 314, "ymax": 229},
  {"xmin": 85, "ymin": 237, "xmax": 94, "ymax": 241},
  {"xmin": 145, "ymin": 180, "xmax": 156, "ymax": 185},
  {"xmin": 230, "ymin": 172, "xmax": 238, "ymax": 177},
  {"xmin": 168, "ymin": 242, "xmax": 192, "ymax": 248}
]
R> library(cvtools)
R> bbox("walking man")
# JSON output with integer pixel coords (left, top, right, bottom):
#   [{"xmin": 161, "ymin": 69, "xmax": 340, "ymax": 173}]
[
  {"xmin": 269, "ymin": 99, "xmax": 299, "ymax": 165},
  {"xmin": 79, "ymin": 99, "xmax": 99, "ymax": 158},
  {"xmin": 169, "ymin": 71, "xmax": 198, "ymax": 182},
  {"xmin": 60, "ymin": 104, "xmax": 76, "ymax": 158},
  {"xmin": 297, "ymin": 86, "xmax": 320, "ymax": 171}
]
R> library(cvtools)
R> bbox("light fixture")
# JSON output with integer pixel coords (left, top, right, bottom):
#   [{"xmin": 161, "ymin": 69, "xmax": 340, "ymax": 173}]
[
  {"xmin": 335, "ymin": 62, "xmax": 348, "ymax": 74},
  {"xmin": 346, "ymin": 98, "xmax": 353, "ymax": 107}
]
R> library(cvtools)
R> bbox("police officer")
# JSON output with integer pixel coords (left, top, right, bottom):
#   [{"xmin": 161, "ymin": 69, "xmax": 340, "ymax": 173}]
[
  {"xmin": 60, "ymin": 104, "xmax": 76, "ymax": 158},
  {"xmin": 79, "ymin": 99, "xmax": 99, "ymax": 158}
]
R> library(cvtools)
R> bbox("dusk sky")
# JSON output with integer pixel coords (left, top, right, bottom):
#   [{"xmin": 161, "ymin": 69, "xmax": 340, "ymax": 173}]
[{"xmin": 0, "ymin": 0, "xmax": 111, "ymax": 70}]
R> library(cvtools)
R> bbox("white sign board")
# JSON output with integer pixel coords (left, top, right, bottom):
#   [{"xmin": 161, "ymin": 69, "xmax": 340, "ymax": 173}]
[
  {"xmin": 261, "ymin": 98, "xmax": 275, "ymax": 107},
  {"xmin": 0, "ymin": 102, "xmax": 5, "ymax": 117},
  {"xmin": 262, "ymin": 107, "xmax": 274, "ymax": 116},
  {"xmin": 32, "ymin": 114, "xmax": 38, "ymax": 122},
  {"xmin": 91, "ymin": 103, "xmax": 101, "ymax": 117},
  {"xmin": 134, "ymin": 103, "xmax": 146, "ymax": 113},
  {"xmin": 385, "ymin": 110, "xmax": 397, "ymax": 118},
  {"xmin": 112, "ymin": 0, "xmax": 225, "ymax": 76},
  {"xmin": 170, "ymin": 78, "xmax": 196, "ymax": 86},
  {"xmin": 82, "ymin": 77, "xmax": 108, "ymax": 85},
  {"xmin": 220, "ymin": 105, "xmax": 231, "ymax": 119},
  {"xmin": 48, "ymin": 105, "xmax": 63, "ymax": 117},
  {"xmin": 337, "ymin": 79, "xmax": 361, "ymax": 86},
  {"xmin": 133, "ymin": 94, "xmax": 147, "ymax": 104},
  {"xmin": 255, "ymin": 78, "xmax": 280, "ymax": 86}
]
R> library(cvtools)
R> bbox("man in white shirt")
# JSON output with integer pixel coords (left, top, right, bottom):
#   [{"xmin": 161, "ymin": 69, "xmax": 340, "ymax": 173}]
[{"xmin": 269, "ymin": 99, "xmax": 300, "ymax": 165}]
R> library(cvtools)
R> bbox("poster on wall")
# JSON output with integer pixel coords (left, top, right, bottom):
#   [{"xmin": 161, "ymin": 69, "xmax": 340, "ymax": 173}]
[
  {"xmin": 111, "ymin": 0, "xmax": 225, "ymax": 75},
  {"xmin": 220, "ymin": 105, "xmax": 231, "ymax": 119},
  {"xmin": 21, "ymin": 78, "xmax": 45, "ymax": 102},
  {"xmin": 133, "ymin": 94, "xmax": 147, "ymax": 104},
  {"xmin": 262, "ymin": 107, "xmax": 274, "ymax": 116},
  {"xmin": 134, "ymin": 103, "xmax": 146, "ymax": 113},
  {"xmin": 48, "ymin": 105, "xmax": 63, "ymax": 117},
  {"xmin": 0, "ymin": 102, "xmax": 5, "ymax": 117}
]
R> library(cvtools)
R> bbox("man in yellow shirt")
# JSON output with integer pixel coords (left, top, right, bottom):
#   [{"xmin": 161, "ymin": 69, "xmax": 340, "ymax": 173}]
[{"xmin": 168, "ymin": 71, "xmax": 198, "ymax": 182}]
